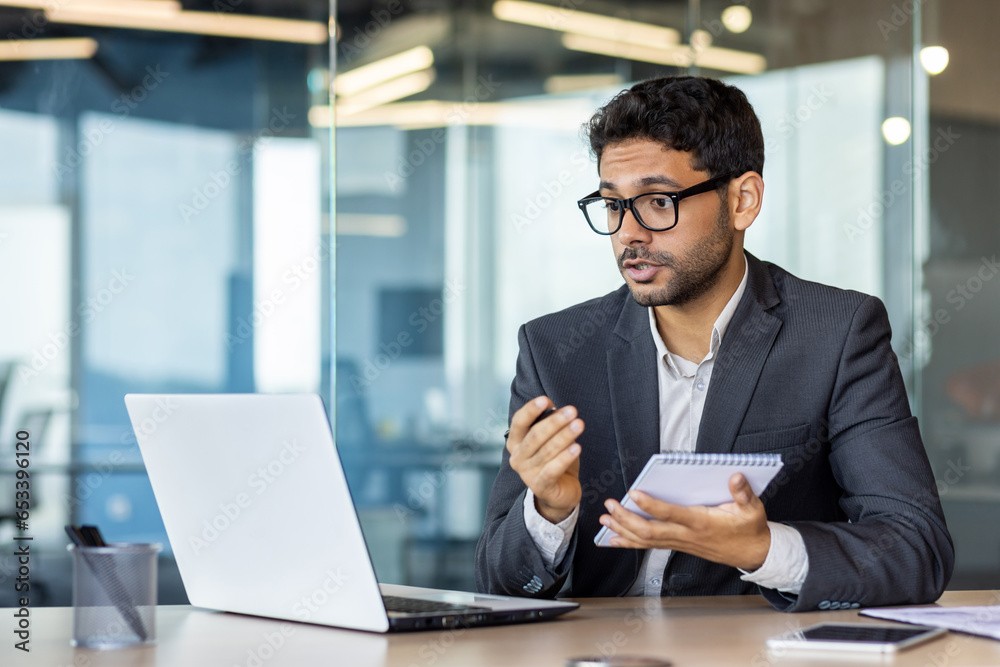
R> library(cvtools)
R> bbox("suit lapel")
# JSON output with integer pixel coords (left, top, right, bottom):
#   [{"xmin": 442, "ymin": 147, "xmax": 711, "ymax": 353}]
[
  {"xmin": 696, "ymin": 253, "xmax": 782, "ymax": 454},
  {"xmin": 607, "ymin": 296, "xmax": 661, "ymax": 488},
  {"xmin": 605, "ymin": 293, "xmax": 659, "ymax": 593}
]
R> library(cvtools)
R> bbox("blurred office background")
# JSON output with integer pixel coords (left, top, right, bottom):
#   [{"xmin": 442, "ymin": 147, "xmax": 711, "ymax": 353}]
[{"xmin": 0, "ymin": 0, "xmax": 997, "ymax": 605}]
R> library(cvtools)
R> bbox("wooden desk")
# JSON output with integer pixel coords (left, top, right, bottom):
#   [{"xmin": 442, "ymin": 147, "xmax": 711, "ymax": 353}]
[{"xmin": 6, "ymin": 591, "xmax": 1000, "ymax": 666}]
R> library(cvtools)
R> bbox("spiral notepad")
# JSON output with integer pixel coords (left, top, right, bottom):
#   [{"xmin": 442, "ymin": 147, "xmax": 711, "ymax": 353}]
[{"xmin": 594, "ymin": 452, "xmax": 784, "ymax": 546}]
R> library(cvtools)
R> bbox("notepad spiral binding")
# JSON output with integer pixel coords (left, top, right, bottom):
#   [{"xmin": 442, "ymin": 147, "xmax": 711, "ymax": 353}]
[{"xmin": 655, "ymin": 452, "xmax": 782, "ymax": 466}]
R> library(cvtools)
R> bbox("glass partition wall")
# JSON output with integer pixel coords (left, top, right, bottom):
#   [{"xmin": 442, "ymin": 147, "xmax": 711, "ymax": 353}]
[
  {"xmin": 0, "ymin": 1, "xmax": 332, "ymax": 605},
  {"xmin": 1, "ymin": 0, "xmax": 997, "ymax": 607},
  {"xmin": 332, "ymin": 0, "xmax": 1000, "ymax": 592}
]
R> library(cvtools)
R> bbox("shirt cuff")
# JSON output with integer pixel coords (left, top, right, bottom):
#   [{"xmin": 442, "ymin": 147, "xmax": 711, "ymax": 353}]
[
  {"xmin": 738, "ymin": 522, "xmax": 809, "ymax": 594},
  {"xmin": 522, "ymin": 489, "xmax": 579, "ymax": 568}
]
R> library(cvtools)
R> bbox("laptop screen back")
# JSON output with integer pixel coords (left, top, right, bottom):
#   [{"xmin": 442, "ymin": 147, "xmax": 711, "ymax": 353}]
[{"xmin": 125, "ymin": 393, "xmax": 390, "ymax": 632}]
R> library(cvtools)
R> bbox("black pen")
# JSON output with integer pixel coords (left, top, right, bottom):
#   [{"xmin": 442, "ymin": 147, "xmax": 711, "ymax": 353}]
[{"xmin": 504, "ymin": 406, "xmax": 559, "ymax": 439}]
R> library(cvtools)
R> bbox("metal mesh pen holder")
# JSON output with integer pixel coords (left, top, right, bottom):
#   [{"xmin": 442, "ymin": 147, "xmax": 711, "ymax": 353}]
[{"xmin": 68, "ymin": 542, "xmax": 162, "ymax": 648}]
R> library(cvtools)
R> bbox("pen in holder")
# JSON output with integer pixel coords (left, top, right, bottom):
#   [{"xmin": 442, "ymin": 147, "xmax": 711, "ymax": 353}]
[{"xmin": 65, "ymin": 526, "xmax": 161, "ymax": 649}]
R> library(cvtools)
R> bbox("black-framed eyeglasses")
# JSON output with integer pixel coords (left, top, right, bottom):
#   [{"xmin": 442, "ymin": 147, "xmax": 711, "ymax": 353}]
[{"xmin": 576, "ymin": 173, "xmax": 734, "ymax": 236}]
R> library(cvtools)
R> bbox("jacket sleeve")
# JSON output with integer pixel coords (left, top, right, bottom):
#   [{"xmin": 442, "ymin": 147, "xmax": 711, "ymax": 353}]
[
  {"xmin": 764, "ymin": 296, "xmax": 954, "ymax": 612},
  {"xmin": 475, "ymin": 324, "xmax": 578, "ymax": 598}
]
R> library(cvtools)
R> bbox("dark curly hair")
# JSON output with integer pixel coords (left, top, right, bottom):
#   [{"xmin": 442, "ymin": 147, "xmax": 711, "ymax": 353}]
[{"xmin": 586, "ymin": 76, "xmax": 764, "ymax": 177}]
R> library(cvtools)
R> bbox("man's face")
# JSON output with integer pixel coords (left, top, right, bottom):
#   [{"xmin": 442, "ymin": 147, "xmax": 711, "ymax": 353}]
[{"xmin": 598, "ymin": 139, "xmax": 734, "ymax": 307}]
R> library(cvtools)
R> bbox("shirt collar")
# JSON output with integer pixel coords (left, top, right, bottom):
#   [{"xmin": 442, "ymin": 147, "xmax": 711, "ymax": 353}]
[{"xmin": 648, "ymin": 254, "xmax": 750, "ymax": 366}]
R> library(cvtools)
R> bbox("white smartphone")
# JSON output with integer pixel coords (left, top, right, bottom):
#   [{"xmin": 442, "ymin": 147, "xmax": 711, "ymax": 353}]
[{"xmin": 766, "ymin": 623, "xmax": 947, "ymax": 654}]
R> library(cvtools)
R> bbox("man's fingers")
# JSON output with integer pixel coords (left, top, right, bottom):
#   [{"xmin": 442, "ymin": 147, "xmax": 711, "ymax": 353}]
[
  {"xmin": 627, "ymin": 491, "xmax": 689, "ymax": 523},
  {"xmin": 508, "ymin": 402, "xmax": 578, "ymax": 463},
  {"xmin": 605, "ymin": 498, "xmax": 694, "ymax": 543},
  {"xmin": 600, "ymin": 509, "xmax": 662, "ymax": 546},
  {"xmin": 507, "ymin": 396, "xmax": 553, "ymax": 448},
  {"xmin": 528, "ymin": 405, "xmax": 578, "ymax": 447},
  {"xmin": 599, "ymin": 513, "xmax": 645, "ymax": 546},
  {"xmin": 525, "ymin": 418, "xmax": 584, "ymax": 467},
  {"xmin": 534, "ymin": 443, "xmax": 582, "ymax": 488},
  {"xmin": 728, "ymin": 473, "xmax": 759, "ymax": 507}
]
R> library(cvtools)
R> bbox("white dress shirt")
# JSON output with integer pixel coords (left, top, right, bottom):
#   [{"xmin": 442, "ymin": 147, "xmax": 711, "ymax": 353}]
[{"xmin": 524, "ymin": 256, "xmax": 809, "ymax": 596}]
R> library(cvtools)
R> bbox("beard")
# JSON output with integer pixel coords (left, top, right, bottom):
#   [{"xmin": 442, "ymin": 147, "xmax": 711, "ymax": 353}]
[{"xmin": 619, "ymin": 207, "xmax": 735, "ymax": 307}]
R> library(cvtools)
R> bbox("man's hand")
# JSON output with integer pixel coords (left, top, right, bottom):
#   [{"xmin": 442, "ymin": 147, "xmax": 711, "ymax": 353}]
[
  {"xmin": 507, "ymin": 396, "xmax": 584, "ymax": 524},
  {"xmin": 598, "ymin": 473, "xmax": 771, "ymax": 571}
]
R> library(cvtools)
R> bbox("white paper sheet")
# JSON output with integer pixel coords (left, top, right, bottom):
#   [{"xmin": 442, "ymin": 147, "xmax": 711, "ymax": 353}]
[{"xmin": 861, "ymin": 606, "xmax": 1000, "ymax": 641}]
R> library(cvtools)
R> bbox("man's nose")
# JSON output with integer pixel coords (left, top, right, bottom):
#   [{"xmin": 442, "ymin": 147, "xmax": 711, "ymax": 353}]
[{"xmin": 615, "ymin": 205, "xmax": 652, "ymax": 245}]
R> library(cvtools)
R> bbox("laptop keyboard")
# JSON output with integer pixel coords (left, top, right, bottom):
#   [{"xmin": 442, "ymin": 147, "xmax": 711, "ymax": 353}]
[{"xmin": 382, "ymin": 595, "xmax": 490, "ymax": 615}]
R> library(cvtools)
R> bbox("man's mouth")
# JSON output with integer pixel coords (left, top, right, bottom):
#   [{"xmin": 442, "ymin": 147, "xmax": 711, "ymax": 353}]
[{"xmin": 622, "ymin": 260, "xmax": 661, "ymax": 283}]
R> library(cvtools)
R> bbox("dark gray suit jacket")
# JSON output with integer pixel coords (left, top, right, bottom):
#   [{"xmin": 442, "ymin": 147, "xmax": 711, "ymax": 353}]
[{"xmin": 475, "ymin": 252, "xmax": 954, "ymax": 612}]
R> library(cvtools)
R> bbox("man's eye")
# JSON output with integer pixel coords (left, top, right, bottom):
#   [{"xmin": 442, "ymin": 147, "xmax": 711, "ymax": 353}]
[
  {"xmin": 606, "ymin": 200, "xmax": 623, "ymax": 212},
  {"xmin": 648, "ymin": 196, "xmax": 671, "ymax": 209}
]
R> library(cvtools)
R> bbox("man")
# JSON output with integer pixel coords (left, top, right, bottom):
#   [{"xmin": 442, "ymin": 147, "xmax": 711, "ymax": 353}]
[{"xmin": 475, "ymin": 76, "xmax": 954, "ymax": 612}]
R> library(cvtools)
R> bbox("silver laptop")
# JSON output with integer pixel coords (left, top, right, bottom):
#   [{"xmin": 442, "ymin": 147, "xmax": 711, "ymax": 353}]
[{"xmin": 124, "ymin": 393, "xmax": 577, "ymax": 632}]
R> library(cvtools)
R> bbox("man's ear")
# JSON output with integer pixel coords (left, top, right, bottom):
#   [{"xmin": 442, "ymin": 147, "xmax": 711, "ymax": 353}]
[{"xmin": 730, "ymin": 171, "xmax": 763, "ymax": 232}]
